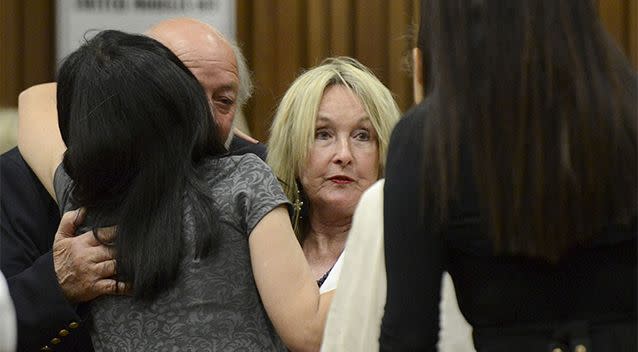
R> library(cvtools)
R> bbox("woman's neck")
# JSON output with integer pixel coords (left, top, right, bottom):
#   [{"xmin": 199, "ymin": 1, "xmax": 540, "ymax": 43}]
[{"xmin": 302, "ymin": 207, "xmax": 351, "ymax": 280}]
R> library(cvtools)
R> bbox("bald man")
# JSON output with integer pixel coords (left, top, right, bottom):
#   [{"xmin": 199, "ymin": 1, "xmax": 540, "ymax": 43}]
[
  {"xmin": 148, "ymin": 18, "xmax": 266, "ymax": 159},
  {"xmin": 1, "ymin": 19, "xmax": 264, "ymax": 352}
]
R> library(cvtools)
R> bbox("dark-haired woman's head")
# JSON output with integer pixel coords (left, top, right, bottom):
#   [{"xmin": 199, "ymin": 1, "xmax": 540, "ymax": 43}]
[
  {"xmin": 56, "ymin": 30, "xmax": 226, "ymax": 299},
  {"xmin": 418, "ymin": 0, "xmax": 637, "ymax": 260},
  {"xmin": 57, "ymin": 30, "xmax": 225, "ymax": 209}
]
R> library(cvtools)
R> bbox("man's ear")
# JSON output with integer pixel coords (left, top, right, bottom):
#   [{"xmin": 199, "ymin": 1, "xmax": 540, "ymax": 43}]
[{"xmin": 412, "ymin": 47, "xmax": 425, "ymax": 104}]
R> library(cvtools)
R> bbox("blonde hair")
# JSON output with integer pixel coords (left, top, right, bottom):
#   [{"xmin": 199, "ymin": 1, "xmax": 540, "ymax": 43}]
[{"xmin": 267, "ymin": 57, "xmax": 401, "ymax": 235}]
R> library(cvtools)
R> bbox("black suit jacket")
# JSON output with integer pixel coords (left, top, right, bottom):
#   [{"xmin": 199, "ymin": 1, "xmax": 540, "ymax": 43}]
[
  {"xmin": 228, "ymin": 134, "xmax": 268, "ymax": 160},
  {"xmin": 0, "ymin": 138, "xmax": 266, "ymax": 351},
  {"xmin": 1, "ymin": 147, "xmax": 93, "ymax": 351}
]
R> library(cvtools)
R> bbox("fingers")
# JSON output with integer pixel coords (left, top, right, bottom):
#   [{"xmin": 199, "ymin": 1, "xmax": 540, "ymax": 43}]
[
  {"xmin": 55, "ymin": 211, "xmax": 132, "ymax": 302},
  {"xmin": 95, "ymin": 259, "xmax": 117, "ymax": 278},
  {"xmin": 81, "ymin": 260, "xmax": 131, "ymax": 300},
  {"xmin": 81, "ymin": 226, "xmax": 117, "ymax": 247},
  {"xmin": 70, "ymin": 229, "xmax": 117, "ymax": 261},
  {"xmin": 233, "ymin": 128, "xmax": 259, "ymax": 143},
  {"xmin": 54, "ymin": 220, "xmax": 129, "ymax": 303},
  {"xmin": 96, "ymin": 226, "xmax": 117, "ymax": 243},
  {"xmin": 116, "ymin": 281, "xmax": 133, "ymax": 296},
  {"xmin": 74, "ymin": 207, "xmax": 86, "ymax": 227},
  {"xmin": 93, "ymin": 279, "xmax": 132, "ymax": 297},
  {"xmin": 56, "ymin": 209, "xmax": 82, "ymax": 238},
  {"xmin": 87, "ymin": 245, "xmax": 117, "ymax": 263}
]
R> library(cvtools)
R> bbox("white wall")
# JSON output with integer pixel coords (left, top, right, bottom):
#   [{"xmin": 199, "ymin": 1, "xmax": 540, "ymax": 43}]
[
  {"xmin": 0, "ymin": 109, "xmax": 18, "ymax": 154},
  {"xmin": 56, "ymin": 0, "xmax": 236, "ymax": 64}
]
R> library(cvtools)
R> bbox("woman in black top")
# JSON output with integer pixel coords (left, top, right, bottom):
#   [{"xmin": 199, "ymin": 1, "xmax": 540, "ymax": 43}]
[{"xmin": 380, "ymin": 1, "xmax": 637, "ymax": 351}]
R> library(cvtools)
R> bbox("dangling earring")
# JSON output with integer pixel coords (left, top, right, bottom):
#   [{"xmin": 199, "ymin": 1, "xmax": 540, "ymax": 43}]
[{"xmin": 292, "ymin": 185, "xmax": 304, "ymax": 234}]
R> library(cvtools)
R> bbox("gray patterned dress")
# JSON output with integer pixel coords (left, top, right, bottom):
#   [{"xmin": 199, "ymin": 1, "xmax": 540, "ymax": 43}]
[{"xmin": 54, "ymin": 154, "xmax": 289, "ymax": 351}]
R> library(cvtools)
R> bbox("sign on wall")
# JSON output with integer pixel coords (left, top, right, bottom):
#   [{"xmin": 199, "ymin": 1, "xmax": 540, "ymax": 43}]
[{"xmin": 56, "ymin": 0, "xmax": 236, "ymax": 65}]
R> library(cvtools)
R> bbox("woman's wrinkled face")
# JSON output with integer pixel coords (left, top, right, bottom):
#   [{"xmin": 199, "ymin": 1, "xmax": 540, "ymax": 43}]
[{"xmin": 299, "ymin": 85, "xmax": 380, "ymax": 218}]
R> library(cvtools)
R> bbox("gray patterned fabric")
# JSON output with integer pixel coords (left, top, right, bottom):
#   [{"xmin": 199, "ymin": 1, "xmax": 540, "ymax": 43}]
[{"xmin": 54, "ymin": 154, "xmax": 289, "ymax": 351}]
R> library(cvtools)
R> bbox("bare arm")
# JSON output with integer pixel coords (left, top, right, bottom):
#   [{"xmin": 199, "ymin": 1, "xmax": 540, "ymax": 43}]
[
  {"xmin": 249, "ymin": 206, "xmax": 334, "ymax": 352},
  {"xmin": 17, "ymin": 83, "xmax": 63, "ymax": 198}
]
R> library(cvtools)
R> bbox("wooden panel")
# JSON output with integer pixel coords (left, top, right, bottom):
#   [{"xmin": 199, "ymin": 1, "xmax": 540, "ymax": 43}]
[
  {"xmin": 0, "ymin": 0, "xmax": 22, "ymax": 106},
  {"xmin": 388, "ymin": 0, "xmax": 414, "ymax": 112},
  {"xmin": 329, "ymin": 0, "xmax": 353, "ymax": 56},
  {"xmin": 275, "ymin": 0, "xmax": 305, "ymax": 94},
  {"xmin": 0, "ymin": 0, "xmax": 54, "ymax": 107},
  {"xmin": 236, "ymin": 0, "xmax": 256, "ymax": 135},
  {"xmin": 598, "ymin": 0, "xmax": 627, "ymax": 52},
  {"xmin": 354, "ymin": 0, "xmax": 388, "ymax": 82},
  {"xmin": 236, "ymin": 0, "xmax": 253, "ymax": 61},
  {"xmin": 235, "ymin": 0, "xmax": 441, "ymax": 138},
  {"xmin": 628, "ymin": 0, "xmax": 638, "ymax": 67},
  {"xmin": 413, "ymin": 0, "xmax": 421, "ymax": 17},
  {"xmin": 22, "ymin": 1, "xmax": 54, "ymax": 87},
  {"xmin": 251, "ymin": 0, "xmax": 278, "ymax": 141},
  {"xmin": 307, "ymin": 0, "xmax": 330, "ymax": 66}
]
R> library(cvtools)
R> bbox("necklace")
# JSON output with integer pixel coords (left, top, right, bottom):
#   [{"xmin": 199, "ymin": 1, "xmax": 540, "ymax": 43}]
[{"xmin": 316, "ymin": 266, "xmax": 333, "ymax": 287}]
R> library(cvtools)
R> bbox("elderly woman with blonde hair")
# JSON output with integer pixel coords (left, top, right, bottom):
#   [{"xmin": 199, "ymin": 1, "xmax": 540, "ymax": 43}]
[{"xmin": 267, "ymin": 57, "xmax": 401, "ymax": 289}]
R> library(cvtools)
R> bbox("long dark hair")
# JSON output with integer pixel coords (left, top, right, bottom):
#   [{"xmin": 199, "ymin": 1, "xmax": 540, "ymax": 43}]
[
  {"xmin": 56, "ymin": 30, "xmax": 227, "ymax": 299},
  {"xmin": 419, "ymin": 0, "xmax": 637, "ymax": 260}
]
